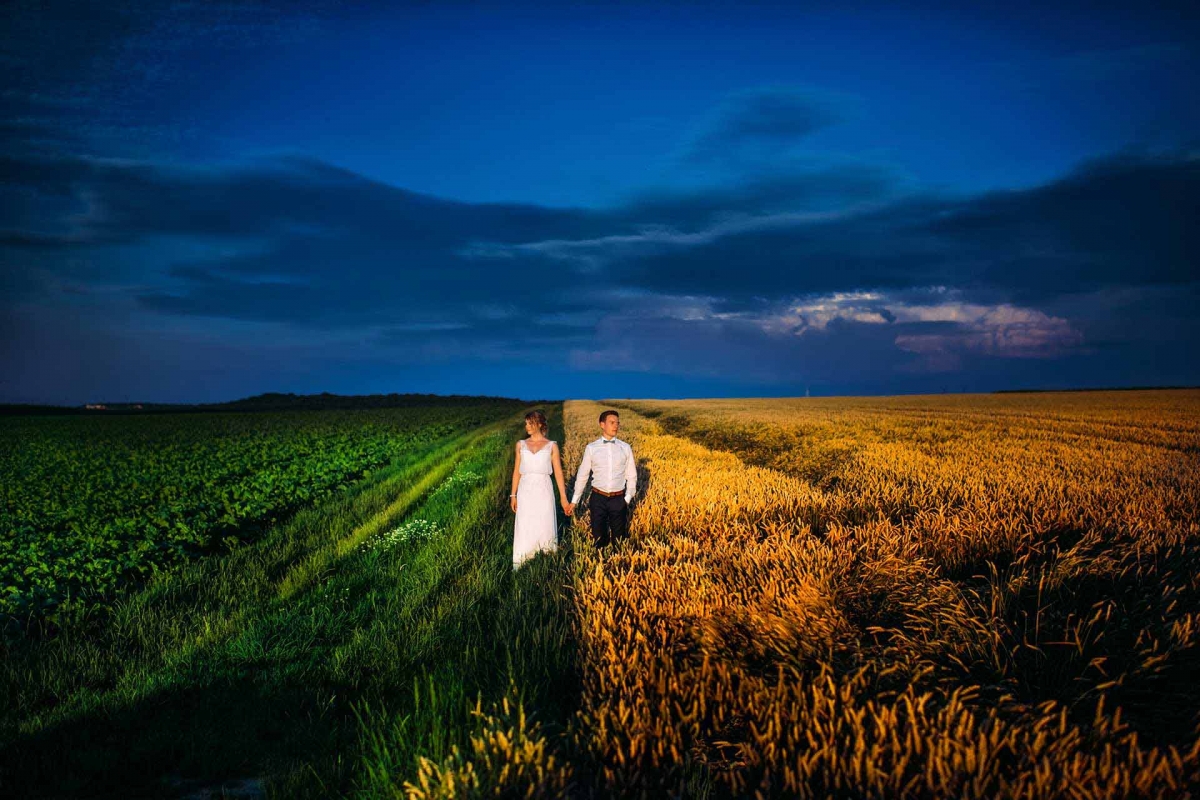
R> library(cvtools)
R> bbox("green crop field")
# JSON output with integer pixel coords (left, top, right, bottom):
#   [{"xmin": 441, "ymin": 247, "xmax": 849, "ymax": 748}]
[{"xmin": 0, "ymin": 401, "xmax": 519, "ymax": 632}]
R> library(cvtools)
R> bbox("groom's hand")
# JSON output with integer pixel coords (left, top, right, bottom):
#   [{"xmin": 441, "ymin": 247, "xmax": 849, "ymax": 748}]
[{"xmin": 563, "ymin": 501, "xmax": 575, "ymax": 515}]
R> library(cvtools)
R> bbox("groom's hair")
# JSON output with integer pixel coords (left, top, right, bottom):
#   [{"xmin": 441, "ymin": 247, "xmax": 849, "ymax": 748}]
[{"xmin": 599, "ymin": 410, "xmax": 619, "ymax": 423}]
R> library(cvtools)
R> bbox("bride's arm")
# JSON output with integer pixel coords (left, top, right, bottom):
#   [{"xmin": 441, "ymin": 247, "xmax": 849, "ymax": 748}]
[
  {"xmin": 510, "ymin": 442, "xmax": 521, "ymax": 511},
  {"xmin": 552, "ymin": 442, "xmax": 567, "ymax": 500},
  {"xmin": 552, "ymin": 442, "xmax": 573, "ymax": 514}
]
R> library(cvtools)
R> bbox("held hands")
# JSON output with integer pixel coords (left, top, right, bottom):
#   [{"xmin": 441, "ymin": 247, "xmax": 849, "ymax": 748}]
[{"xmin": 511, "ymin": 493, "xmax": 573, "ymax": 514}]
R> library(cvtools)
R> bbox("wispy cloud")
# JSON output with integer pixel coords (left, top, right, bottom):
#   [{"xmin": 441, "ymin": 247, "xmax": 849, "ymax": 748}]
[{"xmin": 675, "ymin": 86, "xmax": 857, "ymax": 170}]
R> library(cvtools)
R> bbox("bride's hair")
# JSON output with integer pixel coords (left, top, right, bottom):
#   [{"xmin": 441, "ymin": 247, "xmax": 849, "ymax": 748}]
[{"xmin": 524, "ymin": 409, "xmax": 548, "ymax": 435}]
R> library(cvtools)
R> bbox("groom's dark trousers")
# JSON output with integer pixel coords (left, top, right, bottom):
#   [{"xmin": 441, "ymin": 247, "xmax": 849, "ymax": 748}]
[{"xmin": 588, "ymin": 492, "xmax": 628, "ymax": 547}]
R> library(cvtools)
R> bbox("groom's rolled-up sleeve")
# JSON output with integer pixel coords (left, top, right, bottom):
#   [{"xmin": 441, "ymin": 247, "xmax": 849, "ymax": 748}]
[
  {"xmin": 623, "ymin": 444, "xmax": 637, "ymax": 504},
  {"xmin": 571, "ymin": 445, "xmax": 591, "ymax": 504}
]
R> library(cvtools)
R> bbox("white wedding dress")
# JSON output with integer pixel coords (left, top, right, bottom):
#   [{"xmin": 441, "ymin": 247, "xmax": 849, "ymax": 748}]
[{"xmin": 512, "ymin": 439, "xmax": 558, "ymax": 568}]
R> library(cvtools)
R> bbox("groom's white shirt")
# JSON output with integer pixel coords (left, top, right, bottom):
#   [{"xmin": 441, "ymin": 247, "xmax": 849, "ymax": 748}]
[{"xmin": 571, "ymin": 436, "xmax": 636, "ymax": 504}]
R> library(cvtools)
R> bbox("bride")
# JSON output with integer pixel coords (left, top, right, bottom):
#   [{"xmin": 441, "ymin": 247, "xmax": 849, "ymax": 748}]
[{"xmin": 510, "ymin": 409, "xmax": 571, "ymax": 569}]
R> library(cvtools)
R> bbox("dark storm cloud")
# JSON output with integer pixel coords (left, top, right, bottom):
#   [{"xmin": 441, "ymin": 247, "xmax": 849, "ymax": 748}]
[
  {"xmin": 537, "ymin": 147, "xmax": 1200, "ymax": 307},
  {"xmin": 138, "ymin": 233, "xmax": 550, "ymax": 329},
  {"xmin": 928, "ymin": 149, "xmax": 1200, "ymax": 300},
  {"xmin": 4, "ymin": 146, "xmax": 1198, "ymax": 330},
  {"xmin": 613, "ymin": 161, "xmax": 902, "ymax": 232},
  {"xmin": 0, "ymin": 151, "xmax": 634, "ymax": 361},
  {"xmin": 2, "ymin": 130, "xmax": 1198, "ymax": 397},
  {"xmin": 0, "ymin": 152, "xmax": 614, "ymax": 247}
]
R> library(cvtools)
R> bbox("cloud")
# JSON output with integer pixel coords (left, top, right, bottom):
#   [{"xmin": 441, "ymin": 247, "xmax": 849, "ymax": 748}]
[
  {"xmin": 2, "ymin": 139, "xmax": 1197, "ymax": 399},
  {"xmin": 560, "ymin": 287, "xmax": 1086, "ymax": 379},
  {"xmin": 0, "ymin": 152, "xmax": 607, "ymax": 246},
  {"xmin": 562, "ymin": 299, "xmax": 923, "ymax": 383},
  {"xmin": 612, "ymin": 160, "xmax": 903, "ymax": 232},
  {"xmin": 496, "ymin": 147, "xmax": 1200, "ymax": 308},
  {"xmin": 767, "ymin": 291, "xmax": 895, "ymax": 333},
  {"xmin": 677, "ymin": 87, "xmax": 854, "ymax": 170},
  {"xmin": 0, "ymin": 151, "xmax": 622, "ymax": 333},
  {"xmin": 926, "ymin": 148, "xmax": 1200, "ymax": 298},
  {"xmin": 891, "ymin": 303, "xmax": 1084, "ymax": 372}
]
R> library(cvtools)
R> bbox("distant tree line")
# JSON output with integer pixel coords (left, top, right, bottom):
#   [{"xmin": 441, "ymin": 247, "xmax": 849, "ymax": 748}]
[{"xmin": 0, "ymin": 391, "xmax": 551, "ymax": 416}]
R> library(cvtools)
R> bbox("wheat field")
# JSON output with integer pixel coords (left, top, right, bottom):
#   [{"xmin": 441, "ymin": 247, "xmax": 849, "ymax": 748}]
[{"xmin": 559, "ymin": 391, "xmax": 1200, "ymax": 798}]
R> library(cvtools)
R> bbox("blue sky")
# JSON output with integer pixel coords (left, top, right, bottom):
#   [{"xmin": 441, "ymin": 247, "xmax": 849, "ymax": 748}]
[{"xmin": 2, "ymin": 0, "xmax": 1198, "ymax": 403}]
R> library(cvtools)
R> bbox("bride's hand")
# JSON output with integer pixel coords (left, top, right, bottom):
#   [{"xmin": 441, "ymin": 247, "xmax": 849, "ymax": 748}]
[
  {"xmin": 510, "ymin": 496, "xmax": 518, "ymax": 512},
  {"xmin": 562, "ymin": 500, "xmax": 575, "ymax": 515}
]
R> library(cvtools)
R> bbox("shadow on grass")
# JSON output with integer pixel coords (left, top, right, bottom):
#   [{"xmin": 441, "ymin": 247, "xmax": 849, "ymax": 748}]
[{"xmin": 3, "ymin": 674, "xmax": 357, "ymax": 798}]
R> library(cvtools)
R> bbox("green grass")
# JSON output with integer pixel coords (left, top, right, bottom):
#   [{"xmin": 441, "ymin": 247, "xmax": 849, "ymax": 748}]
[{"xmin": 1, "ymin": 404, "xmax": 581, "ymax": 799}]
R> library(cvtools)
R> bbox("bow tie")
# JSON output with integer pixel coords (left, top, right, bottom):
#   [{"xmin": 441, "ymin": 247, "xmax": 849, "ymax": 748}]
[{"xmin": 602, "ymin": 439, "xmax": 614, "ymax": 443}]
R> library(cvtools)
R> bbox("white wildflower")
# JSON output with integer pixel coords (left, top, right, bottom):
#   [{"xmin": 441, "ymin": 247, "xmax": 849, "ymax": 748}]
[
  {"xmin": 358, "ymin": 517, "xmax": 442, "ymax": 553},
  {"xmin": 434, "ymin": 468, "xmax": 484, "ymax": 494}
]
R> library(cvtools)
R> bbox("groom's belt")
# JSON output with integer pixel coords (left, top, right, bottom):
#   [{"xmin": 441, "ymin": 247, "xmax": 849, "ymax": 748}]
[{"xmin": 590, "ymin": 487, "xmax": 625, "ymax": 497}]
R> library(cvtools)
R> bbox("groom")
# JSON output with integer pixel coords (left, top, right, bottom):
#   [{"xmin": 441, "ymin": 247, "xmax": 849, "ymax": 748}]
[{"xmin": 566, "ymin": 409, "xmax": 637, "ymax": 548}]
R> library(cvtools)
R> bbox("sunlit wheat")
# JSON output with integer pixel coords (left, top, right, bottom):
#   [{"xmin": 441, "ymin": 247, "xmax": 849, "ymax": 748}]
[{"xmin": 562, "ymin": 392, "xmax": 1200, "ymax": 798}]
